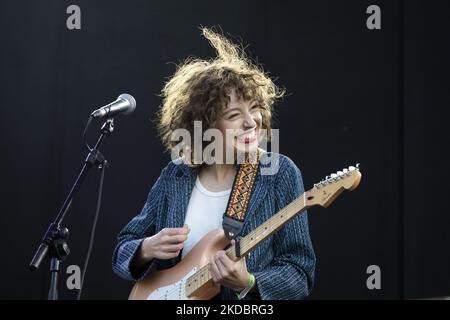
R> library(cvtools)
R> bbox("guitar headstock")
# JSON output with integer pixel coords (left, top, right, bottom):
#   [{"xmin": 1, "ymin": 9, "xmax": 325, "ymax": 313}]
[{"xmin": 306, "ymin": 164, "xmax": 362, "ymax": 208}]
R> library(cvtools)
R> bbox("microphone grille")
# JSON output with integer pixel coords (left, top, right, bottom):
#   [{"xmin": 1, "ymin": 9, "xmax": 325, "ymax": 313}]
[{"xmin": 118, "ymin": 93, "xmax": 136, "ymax": 114}]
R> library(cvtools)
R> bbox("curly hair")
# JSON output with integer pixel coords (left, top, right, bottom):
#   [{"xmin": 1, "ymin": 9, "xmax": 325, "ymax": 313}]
[{"xmin": 156, "ymin": 27, "xmax": 285, "ymax": 167}]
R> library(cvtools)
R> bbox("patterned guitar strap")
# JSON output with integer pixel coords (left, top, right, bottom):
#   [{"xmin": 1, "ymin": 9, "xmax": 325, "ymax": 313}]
[{"xmin": 222, "ymin": 149, "xmax": 261, "ymax": 257}]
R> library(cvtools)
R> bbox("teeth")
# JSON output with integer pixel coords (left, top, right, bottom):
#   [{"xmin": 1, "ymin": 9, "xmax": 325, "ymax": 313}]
[{"xmin": 238, "ymin": 130, "xmax": 256, "ymax": 141}]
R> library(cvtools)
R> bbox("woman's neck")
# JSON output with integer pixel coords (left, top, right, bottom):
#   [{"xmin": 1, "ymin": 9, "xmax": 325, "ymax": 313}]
[{"xmin": 198, "ymin": 163, "xmax": 237, "ymax": 192}]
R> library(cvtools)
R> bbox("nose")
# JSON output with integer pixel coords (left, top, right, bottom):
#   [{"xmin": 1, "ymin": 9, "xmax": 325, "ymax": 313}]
[{"xmin": 243, "ymin": 111, "xmax": 257, "ymax": 129}]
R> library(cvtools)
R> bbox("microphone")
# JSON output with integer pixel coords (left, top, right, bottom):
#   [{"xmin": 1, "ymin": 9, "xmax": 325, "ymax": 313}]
[{"xmin": 91, "ymin": 94, "xmax": 136, "ymax": 118}]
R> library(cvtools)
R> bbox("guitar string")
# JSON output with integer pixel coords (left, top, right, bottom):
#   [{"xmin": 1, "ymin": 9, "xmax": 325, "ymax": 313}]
[{"xmin": 240, "ymin": 199, "xmax": 306, "ymax": 254}]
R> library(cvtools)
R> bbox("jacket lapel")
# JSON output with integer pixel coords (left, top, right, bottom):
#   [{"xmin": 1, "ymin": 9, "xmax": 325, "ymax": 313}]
[{"xmin": 165, "ymin": 166, "xmax": 197, "ymax": 229}]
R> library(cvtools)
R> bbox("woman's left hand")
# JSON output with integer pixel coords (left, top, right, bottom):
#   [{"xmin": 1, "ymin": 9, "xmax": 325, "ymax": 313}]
[{"xmin": 208, "ymin": 240, "xmax": 250, "ymax": 292}]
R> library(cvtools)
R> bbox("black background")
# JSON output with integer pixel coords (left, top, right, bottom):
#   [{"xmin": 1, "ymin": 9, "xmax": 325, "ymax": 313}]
[{"xmin": 0, "ymin": 0, "xmax": 449, "ymax": 299}]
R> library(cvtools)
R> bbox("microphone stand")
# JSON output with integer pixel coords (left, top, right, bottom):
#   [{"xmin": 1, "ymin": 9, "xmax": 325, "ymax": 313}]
[{"xmin": 29, "ymin": 118, "xmax": 114, "ymax": 300}]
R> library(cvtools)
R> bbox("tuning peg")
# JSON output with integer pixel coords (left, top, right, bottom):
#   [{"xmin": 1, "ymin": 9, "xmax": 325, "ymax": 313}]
[
  {"xmin": 337, "ymin": 171, "xmax": 344, "ymax": 178},
  {"xmin": 356, "ymin": 163, "xmax": 360, "ymax": 170},
  {"xmin": 343, "ymin": 168, "xmax": 349, "ymax": 175},
  {"xmin": 349, "ymin": 166, "xmax": 355, "ymax": 171},
  {"xmin": 331, "ymin": 173, "xmax": 338, "ymax": 180}
]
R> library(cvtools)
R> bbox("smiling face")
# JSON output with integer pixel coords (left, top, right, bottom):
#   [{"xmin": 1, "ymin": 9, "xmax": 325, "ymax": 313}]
[{"xmin": 214, "ymin": 89, "xmax": 263, "ymax": 162}]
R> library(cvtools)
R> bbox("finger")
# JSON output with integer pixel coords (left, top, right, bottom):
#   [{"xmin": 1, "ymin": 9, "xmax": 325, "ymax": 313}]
[
  {"xmin": 213, "ymin": 252, "xmax": 228, "ymax": 279},
  {"xmin": 238, "ymin": 256, "xmax": 247, "ymax": 268},
  {"xmin": 209, "ymin": 257, "xmax": 222, "ymax": 283},
  {"xmin": 217, "ymin": 251, "xmax": 234, "ymax": 274},
  {"xmin": 163, "ymin": 227, "xmax": 190, "ymax": 236},
  {"xmin": 208, "ymin": 262, "xmax": 218, "ymax": 283},
  {"xmin": 160, "ymin": 250, "xmax": 180, "ymax": 259},
  {"xmin": 161, "ymin": 234, "xmax": 188, "ymax": 245},
  {"xmin": 161, "ymin": 243, "xmax": 184, "ymax": 253},
  {"xmin": 215, "ymin": 253, "xmax": 232, "ymax": 279}
]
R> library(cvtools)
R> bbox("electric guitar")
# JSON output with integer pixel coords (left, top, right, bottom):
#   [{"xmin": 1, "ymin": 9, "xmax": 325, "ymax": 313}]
[{"xmin": 128, "ymin": 164, "xmax": 362, "ymax": 300}]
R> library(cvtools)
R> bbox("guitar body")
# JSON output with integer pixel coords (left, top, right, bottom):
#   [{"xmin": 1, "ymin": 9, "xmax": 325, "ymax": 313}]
[{"xmin": 128, "ymin": 229, "xmax": 230, "ymax": 300}]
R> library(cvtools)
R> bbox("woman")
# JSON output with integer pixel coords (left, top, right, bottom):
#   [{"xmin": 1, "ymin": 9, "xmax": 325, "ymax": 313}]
[{"xmin": 112, "ymin": 27, "xmax": 315, "ymax": 300}]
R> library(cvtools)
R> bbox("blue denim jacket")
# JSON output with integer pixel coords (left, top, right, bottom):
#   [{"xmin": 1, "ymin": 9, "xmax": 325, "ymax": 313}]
[{"xmin": 112, "ymin": 152, "xmax": 316, "ymax": 300}]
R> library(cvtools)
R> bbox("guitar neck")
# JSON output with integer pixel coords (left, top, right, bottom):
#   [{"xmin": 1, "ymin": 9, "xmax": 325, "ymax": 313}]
[
  {"xmin": 226, "ymin": 192, "xmax": 310, "ymax": 260},
  {"xmin": 185, "ymin": 192, "xmax": 310, "ymax": 297}
]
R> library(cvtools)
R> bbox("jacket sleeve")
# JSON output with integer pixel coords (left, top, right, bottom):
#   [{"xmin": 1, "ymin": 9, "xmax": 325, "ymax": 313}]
[
  {"xmin": 252, "ymin": 155, "xmax": 316, "ymax": 299},
  {"xmin": 111, "ymin": 165, "xmax": 168, "ymax": 281}
]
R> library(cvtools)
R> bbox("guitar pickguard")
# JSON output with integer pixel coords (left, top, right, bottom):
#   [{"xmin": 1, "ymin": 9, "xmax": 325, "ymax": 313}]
[{"xmin": 146, "ymin": 267, "xmax": 198, "ymax": 300}]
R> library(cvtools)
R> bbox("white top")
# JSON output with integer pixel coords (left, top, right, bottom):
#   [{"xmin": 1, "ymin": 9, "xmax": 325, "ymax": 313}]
[{"xmin": 181, "ymin": 177, "xmax": 231, "ymax": 259}]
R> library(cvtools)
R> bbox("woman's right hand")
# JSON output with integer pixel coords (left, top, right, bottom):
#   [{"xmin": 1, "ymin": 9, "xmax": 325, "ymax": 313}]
[{"xmin": 140, "ymin": 225, "xmax": 190, "ymax": 261}]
